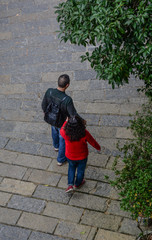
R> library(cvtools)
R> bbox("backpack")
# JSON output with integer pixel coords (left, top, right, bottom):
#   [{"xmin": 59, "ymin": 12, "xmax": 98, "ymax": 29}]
[{"xmin": 44, "ymin": 95, "xmax": 66, "ymax": 127}]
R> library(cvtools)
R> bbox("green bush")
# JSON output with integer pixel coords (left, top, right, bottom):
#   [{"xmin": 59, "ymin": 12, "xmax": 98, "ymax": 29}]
[
  {"xmin": 109, "ymin": 101, "xmax": 152, "ymax": 222},
  {"xmin": 55, "ymin": 0, "xmax": 152, "ymax": 98}
]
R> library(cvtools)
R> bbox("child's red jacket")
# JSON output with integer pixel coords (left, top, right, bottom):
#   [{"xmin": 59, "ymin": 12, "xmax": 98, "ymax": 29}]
[{"xmin": 60, "ymin": 121, "xmax": 101, "ymax": 160}]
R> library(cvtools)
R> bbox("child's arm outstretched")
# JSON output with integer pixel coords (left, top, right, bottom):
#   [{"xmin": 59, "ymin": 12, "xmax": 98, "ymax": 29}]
[{"xmin": 86, "ymin": 130, "xmax": 101, "ymax": 151}]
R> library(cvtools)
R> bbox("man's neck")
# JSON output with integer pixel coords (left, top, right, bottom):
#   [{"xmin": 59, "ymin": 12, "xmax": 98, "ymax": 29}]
[{"xmin": 57, "ymin": 87, "xmax": 65, "ymax": 92}]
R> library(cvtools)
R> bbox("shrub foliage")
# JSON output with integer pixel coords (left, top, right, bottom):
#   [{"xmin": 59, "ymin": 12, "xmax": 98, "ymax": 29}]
[{"xmin": 55, "ymin": 0, "xmax": 152, "ymax": 98}]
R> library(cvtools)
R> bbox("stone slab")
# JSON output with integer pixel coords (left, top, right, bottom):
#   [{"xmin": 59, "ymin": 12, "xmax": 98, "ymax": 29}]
[
  {"xmin": 0, "ymin": 162, "xmax": 27, "ymax": 179},
  {"xmin": 0, "ymin": 178, "xmax": 36, "ymax": 196},
  {"xmin": 88, "ymin": 152, "xmax": 108, "ymax": 167},
  {"xmin": 95, "ymin": 229, "xmax": 136, "ymax": 240},
  {"xmin": 33, "ymin": 185, "xmax": 70, "ymax": 203},
  {"xmin": 16, "ymin": 153, "xmax": 51, "ymax": 169},
  {"xmin": 43, "ymin": 201, "xmax": 83, "ymax": 223},
  {"xmin": 0, "ymin": 192, "xmax": 11, "ymax": 206},
  {"xmin": 116, "ymin": 127, "xmax": 134, "ymax": 139},
  {"xmin": 0, "ymin": 75, "xmax": 10, "ymax": 84},
  {"xmin": 0, "ymin": 84, "xmax": 26, "ymax": 94},
  {"xmin": 69, "ymin": 192, "xmax": 107, "ymax": 212},
  {"xmin": 0, "ymin": 149, "xmax": 18, "ymax": 163},
  {"xmin": 28, "ymin": 169, "xmax": 61, "ymax": 186},
  {"xmin": 0, "ymin": 207, "xmax": 21, "ymax": 224},
  {"xmin": 18, "ymin": 212, "xmax": 58, "ymax": 234},
  {"xmin": 86, "ymin": 166, "xmax": 115, "ymax": 182},
  {"xmin": 29, "ymin": 231, "xmax": 69, "ymax": 240},
  {"xmin": 5, "ymin": 139, "xmax": 41, "ymax": 155},
  {"xmin": 8, "ymin": 195, "xmax": 46, "ymax": 213},
  {"xmin": 100, "ymin": 115, "xmax": 133, "ymax": 127},
  {"xmin": 0, "ymin": 224, "xmax": 31, "ymax": 240},
  {"xmin": 54, "ymin": 221, "xmax": 92, "ymax": 240},
  {"xmin": 119, "ymin": 218, "xmax": 141, "ymax": 236},
  {"xmin": 92, "ymin": 182, "xmax": 119, "ymax": 199},
  {"xmin": 86, "ymin": 103, "xmax": 120, "ymax": 114},
  {"xmin": 81, "ymin": 210, "xmax": 122, "ymax": 231},
  {"xmin": 107, "ymin": 200, "xmax": 131, "ymax": 218}
]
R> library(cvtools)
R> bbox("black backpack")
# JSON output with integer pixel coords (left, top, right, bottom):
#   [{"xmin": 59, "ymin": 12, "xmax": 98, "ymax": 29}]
[{"xmin": 44, "ymin": 95, "xmax": 66, "ymax": 127}]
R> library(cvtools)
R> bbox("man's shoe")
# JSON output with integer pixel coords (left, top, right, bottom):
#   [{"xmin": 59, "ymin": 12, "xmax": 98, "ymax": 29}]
[
  {"xmin": 65, "ymin": 185, "xmax": 73, "ymax": 193},
  {"xmin": 54, "ymin": 148, "xmax": 59, "ymax": 152},
  {"xmin": 57, "ymin": 162, "xmax": 62, "ymax": 166},
  {"xmin": 74, "ymin": 179, "xmax": 85, "ymax": 189}
]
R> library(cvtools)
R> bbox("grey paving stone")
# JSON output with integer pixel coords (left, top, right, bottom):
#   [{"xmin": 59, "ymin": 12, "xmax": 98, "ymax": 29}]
[
  {"xmin": 69, "ymin": 192, "xmax": 107, "ymax": 212},
  {"xmin": 33, "ymin": 185, "xmax": 70, "ymax": 204},
  {"xmin": 8, "ymin": 195, "xmax": 46, "ymax": 213},
  {"xmin": 0, "ymin": 98, "xmax": 21, "ymax": 110},
  {"xmin": 74, "ymin": 70, "xmax": 96, "ymax": 81},
  {"xmin": 101, "ymin": 115, "xmax": 133, "ymax": 127},
  {"xmin": 86, "ymin": 166, "xmax": 115, "ymax": 182},
  {"xmin": 0, "ymin": 178, "xmax": 36, "ymax": 196},
  {"xmin": 0, "ymin": 162, "xmax": 27, "ymax": 179},
  {"xmin": 92, "ymin": 182, "xmax": 119, "ymax": 199},
  {"xmin": 95, "ymin": 229, "xmax": 136, "ymax": 240},
  {"xmin": 0, "ymin": 136, "xmax": 9, "ymax": 149},
  {"xmin": 29, "ymin": 231, "xmax": 69, "ymax": 240},
  {"xmin": 43, "ymin": 201, "xmax": 83, "ymax": 223},
  {"xmin": 0, "ymin": 207, "xmax": 21, "ymax": 224},
  {"xmin": 80, "ymin": 113, "xmax": 100, "ymax": 126},
  {"xmin": 11, "ymin": 73, "xmax": 41, "ymax": 84},
  {"xmin": 5, "ymin": 139, "xmax": 41, "ymax": 155},
  {"xmin": 39, "ymin": 144, "xmax": 57, "ymax": 158},
  {"xmin": 15, "ymin": 153, "xmax": 51, "ymax": 170},
  {"xmin": 0, "ymin": 192, "xmax": 11, "ymax": 206},
  {"xmin": 107, "ymin": 200, "xmax": 131, "ymax": 218},
  {"xmin": 88, "ymin": 126, "xmax": 117, "ymax": 139},
  {"xmin": 28, "ymin": 169, "xmax": 61, "ymax": 186},
  {"xmin": 0, "ymin": 224, "xmax": 31, "ymax": 240},
  {"xmin": 89, "ymin": 79, "xmax": 112, "ymax": 90},
  {"xmin": 87, "ymin": 152, "xmax": 108, "ymax": 167},
  {"xmin": 119, "ymin": 218, "xmax": 141, "ymax": 236},
  {"xmin": 17, "ymin": 212, "xmax": 58, "ymax": 234},
  {"xmin": 26, "ymin": 132, "xmax": 51, "ymax": 144},
  {"xmin": 86, "ymin": 103, "xmax": 120, "ymax": 114},
  {"xmin": 54, "ymin": 221, "xmax": 92, "ymax": 240},
  {"xmin": 0, "ymin": 121, "xmax": 16, "ymax": 133},
  {"xmin": 81, "ymin": 210, "xmax": 122, "ymax": 231},
  {"xmin": 0, "ymin": 75, "xmax": 10, "ymax": 84}
]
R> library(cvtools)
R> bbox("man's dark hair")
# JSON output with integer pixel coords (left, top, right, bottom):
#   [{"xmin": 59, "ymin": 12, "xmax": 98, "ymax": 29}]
[{"xmin": 58, "ymin": 74, "xmax": 70, "ymax": 88}]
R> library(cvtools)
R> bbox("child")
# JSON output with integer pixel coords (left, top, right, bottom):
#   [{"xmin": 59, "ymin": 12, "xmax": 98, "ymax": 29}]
[{"xmin": 60, "ymin": 115, "xmax": 101, "ymax": 193}]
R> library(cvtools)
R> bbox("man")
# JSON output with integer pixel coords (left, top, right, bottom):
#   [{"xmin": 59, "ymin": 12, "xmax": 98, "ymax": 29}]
[{"xmin": 42, "ymin": 74, "xmax": 82, "ymax": 166}]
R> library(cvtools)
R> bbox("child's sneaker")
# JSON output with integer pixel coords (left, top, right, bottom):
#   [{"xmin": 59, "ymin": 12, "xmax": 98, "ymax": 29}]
[
  {"xmin": 74, "ymin": 179, "xmax": 85, "ymax": 189},
  {"xmin": 65, "ymin": 185, "xmax": 73, "ymax": 193}
]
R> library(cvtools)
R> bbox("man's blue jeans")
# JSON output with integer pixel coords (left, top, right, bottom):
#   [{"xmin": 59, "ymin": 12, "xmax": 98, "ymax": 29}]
[
  {"xmin": 67, "ymin": 157, "xmax": 88, "ymax": 186},
  {"xmin": 51, "ymin": 126, "xmax": 66, "ymax": 163}
]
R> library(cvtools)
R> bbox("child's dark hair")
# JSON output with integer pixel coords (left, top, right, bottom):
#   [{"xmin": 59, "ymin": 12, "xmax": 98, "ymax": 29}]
[{"xmin": 64, "ymin": 115, "xmax": 86, "ymax": 141}]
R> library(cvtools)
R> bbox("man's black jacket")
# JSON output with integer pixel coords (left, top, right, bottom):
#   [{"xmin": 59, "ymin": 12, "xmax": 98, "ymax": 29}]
[{"xmin": 41, "ymin": 88, "xmax": 78, "ymax": 128}]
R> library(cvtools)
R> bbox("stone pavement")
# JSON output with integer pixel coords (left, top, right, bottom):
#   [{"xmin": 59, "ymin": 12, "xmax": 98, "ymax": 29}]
[
  {"xmin": 0, "ymin": 0, "xmax": 147, "ymax": 239},
  {"xmin": 0, "ymin": 147, "xmax": 139, "ymax": 240}
]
